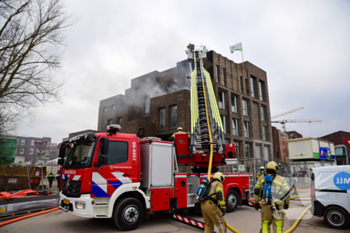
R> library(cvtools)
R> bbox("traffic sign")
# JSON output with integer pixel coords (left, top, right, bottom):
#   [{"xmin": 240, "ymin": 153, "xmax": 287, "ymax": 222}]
[
  {"xmin": 344, "ymin": 138, "xmax": 350, "ymax": 148},
  {"xmin": 34, "ymin": 141, "xmax": 48, "ymax": 153},
  {"xmin": 319, "ymin": 147, "xmax": 328, "ymax": 159}
]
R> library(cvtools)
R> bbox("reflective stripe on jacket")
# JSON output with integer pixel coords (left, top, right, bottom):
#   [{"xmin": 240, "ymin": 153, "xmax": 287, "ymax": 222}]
[
  {"xmin": 254, "ymin": 174, "xmax": 290, "ymax": 205},
  {"xmin": 208, "ymin": 181, "xmax": 226, "ymax": 209}
]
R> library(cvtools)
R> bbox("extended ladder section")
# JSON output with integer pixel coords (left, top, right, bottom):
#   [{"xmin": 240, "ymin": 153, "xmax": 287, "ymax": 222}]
[{"xmin": 187, "ymin": 44, "xmax": 225, "ymax": 155}]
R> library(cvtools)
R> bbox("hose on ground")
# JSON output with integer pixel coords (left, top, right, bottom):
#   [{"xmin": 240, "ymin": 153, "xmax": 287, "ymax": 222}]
[
  {"xmin": 0, "ymin": 207, "xmax": 59, "ymax": 227},
  {"xmin": 284, "ymin": 205, "xmax": 311, "ymax": 233}
]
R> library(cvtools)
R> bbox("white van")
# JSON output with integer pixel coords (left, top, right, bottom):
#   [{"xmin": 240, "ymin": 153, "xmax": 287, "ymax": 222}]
[{"xmin": 311, "ymin": 165, "xmax": 350, "ymax": 229}]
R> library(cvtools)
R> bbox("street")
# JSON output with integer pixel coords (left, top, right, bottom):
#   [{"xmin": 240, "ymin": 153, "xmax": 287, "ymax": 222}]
[{"xmin": 2, "ymin": 188, "xmax": 349, "ymax": 233}]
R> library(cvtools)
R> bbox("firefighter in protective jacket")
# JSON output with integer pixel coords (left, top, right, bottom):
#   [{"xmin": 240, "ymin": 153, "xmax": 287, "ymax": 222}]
[
  {"xmin": 256, "ymin": 166, "xmax": 265, "ymax": 181},
  {"xmin": 254, "ymin": 161, "xmax": 290, "ymax": 233},
  {"xmin": 201, "ymin": 172, "xmax": 227, "ymax": 233},
  {"xmin": 168, "ymin": 127, "xmax": 186, "ymax": 141}
]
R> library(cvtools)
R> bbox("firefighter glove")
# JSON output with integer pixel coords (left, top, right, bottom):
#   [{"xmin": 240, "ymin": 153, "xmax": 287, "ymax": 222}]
[
  {"xmin": 284, "ymin": 203, "xmax": 289, "ymax": 210},
  {"xmin": 221, "ymin": 208, "xmax": 226, "ymax": 216},
  {"xmin": 254, "ymin": 202, "xmax": 260, "ymax": 210}
]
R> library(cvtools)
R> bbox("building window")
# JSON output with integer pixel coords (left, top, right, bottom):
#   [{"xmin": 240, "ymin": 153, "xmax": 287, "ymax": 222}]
[
  {"xmin": 135, "ymin": 87, "xmax": 140, "ymax": 98},
  {"xmin": 144, "ymin": 95, "xmax": 150, "ymax": 114},
  {"xmin": 244, "ymin": 121, "xmax": 250, "ymax": 138},
  {"xmin": 245, "ymin": 143, "xmax": 251, "ymax": 159},
  {"xmin": 232, "ymin": 118, "xmax": 239, "ymax": 136},
  {"xmin": 170, "ymin": 105, "xmax": 177, "ymax": 128},
  {"xmin": 117, "ymin": 117, "xmax": 123, "ymax": 124},
  {"xmin": 290, "ymin": 133, "xmax": 295, "ymax": 139},
  {"xmin": 216, "ymin": 65, "xmax": 219, "ymax": 83},
  {"xmin": 231, "ymin": 96, "xmax": 238, "ymax": 113},
  {"xmin": 240, "ymin": 76, "xmax": 244, "ymax": 93},
  {"xmin": 261, "ymin": 106, "xmax": 266, "ymax": 121},
  {"xmin": 335, "ymin": 146, "xmax": 346, "ymax": 156},
  {"xmin": 235, "ymin": 142, "xmax": 240, "ymax": 159},
  {"xmin": 111, "ymin": 105, "xmax": 116, "ymax": 110},
  {"xmin": 21, "ymin": 139, "xmax": 25, "ymax": 145},
  {"xmin": 218, "ymin": 92, "xmax": 225, "ymax": 109},
  {"xmin": 263, "ymin": 126, "xmax": 267, "ymax": 141},
  {"xmin": 250, "ymin": 76, "xmax": 257, "ymax": 98},
  {"xmin": 30, "ymin": 148, "xmax": 34, "ymax": 154},
  {"xmin": 259, "ymin": 81, "xmax": 266, "ymax": 101},
  {"xmin": 20, "ymin": 148, "xmax": 24, "ymax": 154},
  {"xmin": 222, "ymin": 68, "xmax": 226, "ymax": 86},
  {"xmin": 245, "ymin": 79, "xmax": 249, "ymax": 95},
  {"xmin": 242, "ymin": 100, "xmax": 248, "ymax": 116},
  {"xmin": 221, "ymin": 115, "xmax": 227, "ymax": 134},
  {"xmin": 159, "ymin": 108, "xmax": 165, "ymax": 129},
  {"xmin": 103, "ymin": 107, "xmax": 107, "ymax": 112},
  {"xmin": 31, "ymin": 140, "xmax": 35, "ymax": 146},
  {"xmin": 107, "ymin": 119, "xmax": 113, "ymax": 125}
]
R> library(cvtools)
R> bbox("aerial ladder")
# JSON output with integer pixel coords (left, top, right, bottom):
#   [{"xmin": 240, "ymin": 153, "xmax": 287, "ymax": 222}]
[{"xmin": 174, "ymin": 44, "xmax": 236, "ymax": 172}]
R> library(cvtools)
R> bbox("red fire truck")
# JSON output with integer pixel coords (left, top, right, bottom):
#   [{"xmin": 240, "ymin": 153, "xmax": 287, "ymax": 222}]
[
  {"xmin": 59, "ymin": 44, "xmax": 254, "ymax": 230},
  {"xmin": 59, "ymin": 127, "xmax": 253, "ymax": 231}
]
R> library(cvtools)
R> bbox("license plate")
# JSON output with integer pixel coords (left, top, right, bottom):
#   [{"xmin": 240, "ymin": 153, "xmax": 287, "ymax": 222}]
[{"xmin": 64, "ymin": 199, "xmax": 70, "ymax": 205}]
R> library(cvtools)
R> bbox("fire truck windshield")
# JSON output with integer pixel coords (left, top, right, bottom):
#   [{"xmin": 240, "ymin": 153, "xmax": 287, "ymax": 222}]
[{"xmin": 64, "ymin": 140, "xmax": 96, "ymax": 169}]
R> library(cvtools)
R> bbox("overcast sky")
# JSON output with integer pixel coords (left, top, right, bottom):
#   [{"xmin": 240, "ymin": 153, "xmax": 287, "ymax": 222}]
[{"xmin": 12, "ymin": 0, "xmax": 350, "ymax": 143}]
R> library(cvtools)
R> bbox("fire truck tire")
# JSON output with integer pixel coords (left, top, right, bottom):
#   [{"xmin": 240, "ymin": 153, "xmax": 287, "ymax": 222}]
[
  {"xmin": 323, "ymin": 206, "xmax": 350, "ymax": 229},
  {"xmin": 113, "ymin": 198, "xmax": 144, "ymax": 231},
  {"xmin": 226, "ymin": 189, "xmax": 239, "ymax": 212}
]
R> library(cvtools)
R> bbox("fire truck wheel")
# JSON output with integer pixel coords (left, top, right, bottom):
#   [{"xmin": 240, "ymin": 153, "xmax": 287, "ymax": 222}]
[
  {"xmin": 113, "ymin": 198, "xmax": 144, "ymax": 231},
  {"xmin": 323, "ymin": 206, "xmax": 350, "ymax": 229},
  {"xmin": 226, "ymin": 189, "xmax": 239, "ymax": 212}
]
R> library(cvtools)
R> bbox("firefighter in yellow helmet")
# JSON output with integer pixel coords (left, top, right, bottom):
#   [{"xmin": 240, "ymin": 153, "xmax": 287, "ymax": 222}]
[
  {"xmin": 254, "ymin": 161, "xmax": 290, "ymax": 233},
  {"xmin": 256, "ymin": 166, "xmax": 265, "ymax": 181},
  {"xmin": 168, "ymin": 127, "xmax": 184, "ymax": 141},
  {"xmin": 201, "ymin": 172, "xmax": 227, "ymax": 233}
]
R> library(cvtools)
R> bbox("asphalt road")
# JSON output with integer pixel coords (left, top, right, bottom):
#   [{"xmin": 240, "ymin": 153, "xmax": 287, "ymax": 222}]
[{"xmin": 2, "ymin": 189, "xmax": 349, "ymax": 232}]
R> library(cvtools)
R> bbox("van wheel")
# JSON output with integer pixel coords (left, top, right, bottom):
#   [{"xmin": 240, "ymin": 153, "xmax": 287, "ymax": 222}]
[
  {"xmin": 323, "ymin": 206, "xmax": 350, "ymax": 229},
  {"xmin": 226, "ymin": 189, "xmax": 240, "ymax": 212},
  {"xmin": 113, "ymin": 198, "xmax": 144, "ymax": 231}
]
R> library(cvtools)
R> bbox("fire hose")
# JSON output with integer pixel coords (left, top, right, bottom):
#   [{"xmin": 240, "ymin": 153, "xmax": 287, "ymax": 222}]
[{"xmin": 0, "ymin": 207, "xmax": 59, "ymax": 227}]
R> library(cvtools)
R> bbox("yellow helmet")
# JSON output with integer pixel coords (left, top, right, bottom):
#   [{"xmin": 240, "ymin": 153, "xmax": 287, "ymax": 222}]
[
  {"xmin": 266, "ymin": 161, "xmax": 278, "ymax": 172},
  {"xmin": 213, "ymin": 172, "xmax": 225, "ymax": 182},
  {"xmin": 177, "ymin": 127, "xmax": 183, "ymax": 131}
]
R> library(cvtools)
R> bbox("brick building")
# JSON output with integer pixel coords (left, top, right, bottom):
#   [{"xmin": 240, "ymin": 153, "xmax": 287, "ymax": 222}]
[
  {"xmin": 320, "ymin": 130, "xmax": 350, "ymax": 165},
  {"xmin": 98, "ymin": 49, "xmax": 273, "ymax": 161},
  {"xmin": 286, "ymin": 130, "xmax": 303, "ymax": 139},
  {"xmin": 272, "ymin": 127, "xmax": 289, "ymax": 162}
]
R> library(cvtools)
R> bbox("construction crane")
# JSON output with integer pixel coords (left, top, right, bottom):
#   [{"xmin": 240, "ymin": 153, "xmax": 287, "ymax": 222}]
[
  {"xmin": 271, "ymin": 119, "xmax": 322, "ymax": 133},
  {"xmin": 271, "ymin": 106, "xmax": 304, "ymax": 119}
]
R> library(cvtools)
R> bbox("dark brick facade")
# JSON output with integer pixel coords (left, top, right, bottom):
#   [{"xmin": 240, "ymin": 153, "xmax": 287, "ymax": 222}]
[
  {"xmin": 98, "ymin": 49, "xmax": 273, "ymax": 160},
  {"xmin": 287, "ymin": 130, "xmax": 303, "ymax": 139}
]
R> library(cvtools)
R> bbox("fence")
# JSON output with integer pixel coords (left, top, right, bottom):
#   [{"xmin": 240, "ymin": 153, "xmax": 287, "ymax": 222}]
[{"xmin": 0, "ymin": 164, "xmax": 60, "ymax": 192}]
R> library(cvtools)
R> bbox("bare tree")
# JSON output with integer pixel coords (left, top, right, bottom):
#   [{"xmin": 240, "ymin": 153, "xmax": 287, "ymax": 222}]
[{"xmin": 0, "ymin": 0, "xmax": 71, "ymax": 134}]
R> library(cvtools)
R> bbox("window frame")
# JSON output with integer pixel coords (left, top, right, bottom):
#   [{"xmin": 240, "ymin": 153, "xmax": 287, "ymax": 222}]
[
  {"xmin": 218, "ymin": 92, "xmax": 225, "ymax": 109},
  {"xmin": 231, "ymin": 96, "xmax": 238, "ymax": 113},
  {"xmin": 232, "ymin": 118, "xmax": 239, "ymax": 136},
  {"xmin": 259, "ymin": 81, "xmax": 265, "ymax": 101},
  {"xmin": 242, "ymin": 99, "xmax": 249, "ymax": 116},
  {"xmin": 216, "ymin": 65, "xmax": 219, "ymax": 83},
  {"xmin": 222, "ymin": 68, "xmax": 226, "ymax": 86},
  {"xmin": 170, "ymin": 105, "xmax": 177, "ymax": 128},
  {"xmin": 159, "ymin": 107, "xmax": 166, "ymax": 130},
  {"xmin": 261, "ymin": 106, "xmax": 266, "ymax": 121},
  {"xmin": 103, "ymin": 140, "xmax": 129, "ymax": 165},
  {"xmin": 244, "ymin": 121, "xmax": 250, "ymax": 138},
  {"xmin": 221, "ymin": 115, "xmax": 227, "ymax": 134}
]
